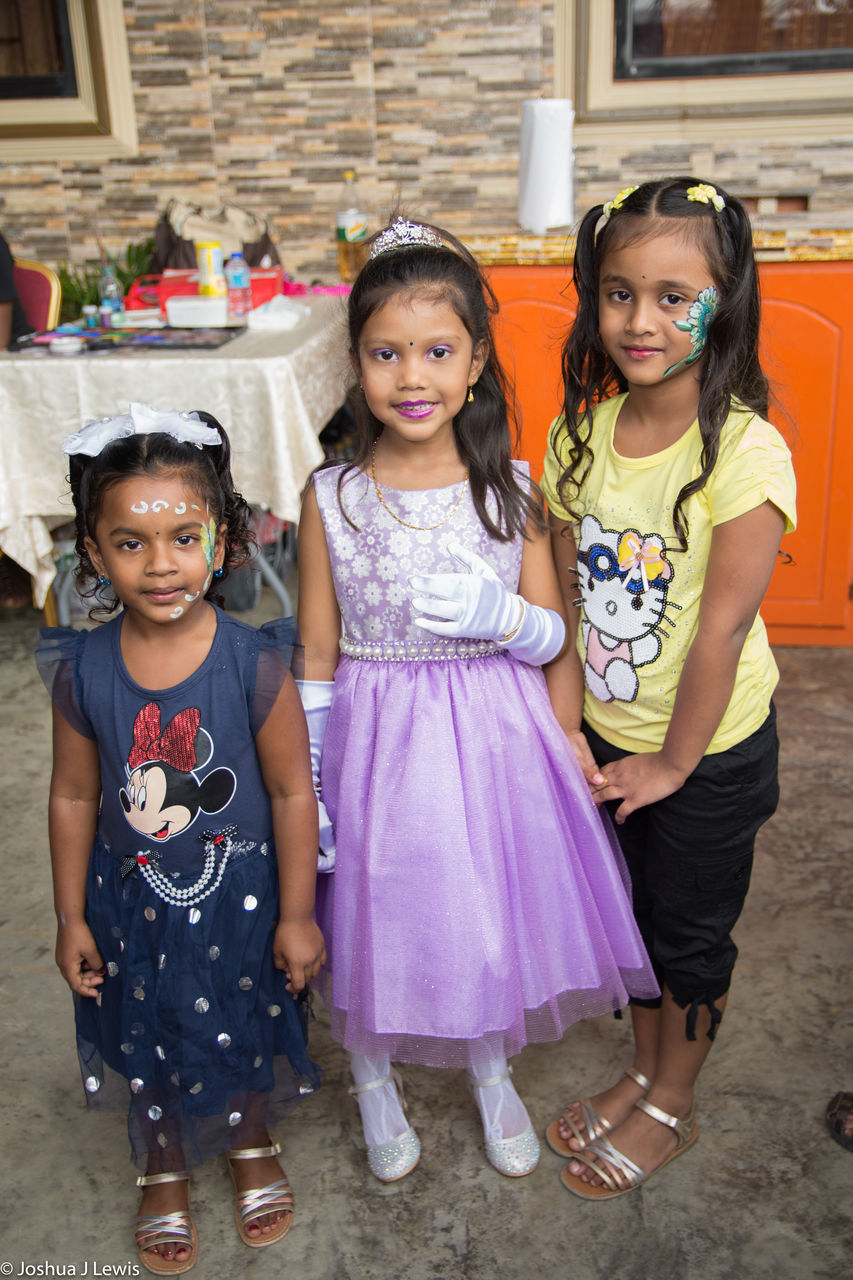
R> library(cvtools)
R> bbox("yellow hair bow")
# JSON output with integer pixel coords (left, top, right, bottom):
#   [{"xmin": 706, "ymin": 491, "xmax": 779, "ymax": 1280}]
[{"xmin": 686, "ymin": 183, "xmax": 725, "ymax": 213}]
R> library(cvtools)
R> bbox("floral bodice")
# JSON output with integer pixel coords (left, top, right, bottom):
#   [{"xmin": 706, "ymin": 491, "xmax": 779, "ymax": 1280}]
[{"xmin": 312, "ymin": 464, "xmax": 527, "ymax": 646}]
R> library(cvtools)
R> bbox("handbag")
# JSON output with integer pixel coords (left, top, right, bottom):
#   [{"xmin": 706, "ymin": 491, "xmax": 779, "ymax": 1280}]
[{"xmin": 150, "ymin": 199, "xmax": 281, "ymax": 272}]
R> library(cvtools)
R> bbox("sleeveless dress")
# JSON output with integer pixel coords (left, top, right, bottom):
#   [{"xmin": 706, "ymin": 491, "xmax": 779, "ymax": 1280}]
[
  {"xmin": 36, "ymin": 608, "xmax": 319, "ymax": 1168},
  {"xmin": 313, "ymin": 464, "xmax": 658, "ymax": 1070}
]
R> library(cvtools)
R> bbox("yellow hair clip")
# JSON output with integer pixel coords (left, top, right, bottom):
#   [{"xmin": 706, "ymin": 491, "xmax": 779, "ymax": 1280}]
[
  {"xmin": 602, "ymin": 185, "xmax": 639, "ymax": 222},
  {"xmin": 686, "ymin": 183, "xmax": 725, "ymax": 213}
]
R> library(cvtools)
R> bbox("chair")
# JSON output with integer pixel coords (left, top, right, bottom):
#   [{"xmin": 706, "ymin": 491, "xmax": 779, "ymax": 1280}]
[{"xmin": 13, "ymin": 257, "xmax": 61, "ymax": 331}]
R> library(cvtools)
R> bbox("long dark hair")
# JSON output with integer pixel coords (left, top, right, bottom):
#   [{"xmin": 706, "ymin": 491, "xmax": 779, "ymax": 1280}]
[
  {"xmin": 335, "ymin": 220, "xmax": 544, "ymax": 541},
  {"xmin": 68, "ymin": 412, "xmax": 254, "ymax": 615},
  {"xmin": 557, "ymin": 177, "xmax": 768, "ymax": 549}
]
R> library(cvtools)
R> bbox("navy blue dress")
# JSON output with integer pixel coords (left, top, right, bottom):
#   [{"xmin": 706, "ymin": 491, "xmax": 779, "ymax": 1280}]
[{"xmin": 37, "ymin": 608, "xmax": 319, "ymax": 1167}]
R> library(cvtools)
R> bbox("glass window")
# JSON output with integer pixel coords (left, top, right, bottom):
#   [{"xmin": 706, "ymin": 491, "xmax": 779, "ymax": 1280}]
[
  {"xmin": 614, "ymin": 0, "xmax": 853, "ymax": 80},
  {"xmin": 0, "ymin": 0, "xmax": 77, "ymax": 100}
]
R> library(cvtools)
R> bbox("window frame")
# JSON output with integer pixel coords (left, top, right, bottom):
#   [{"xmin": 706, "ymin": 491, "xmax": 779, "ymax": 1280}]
[
  {"xmin": 0, "ymin": 0, "xmax": 137, "ymax": 160},
  {"xmin": 555, "ymin": 0, "xmax": 853, "ymax": 143}
]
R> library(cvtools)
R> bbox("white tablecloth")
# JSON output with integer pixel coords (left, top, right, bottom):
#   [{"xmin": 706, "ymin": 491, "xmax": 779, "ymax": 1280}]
[{"xmin": 0, "ymin": 295, "xmax": 349, "ymax": 603}]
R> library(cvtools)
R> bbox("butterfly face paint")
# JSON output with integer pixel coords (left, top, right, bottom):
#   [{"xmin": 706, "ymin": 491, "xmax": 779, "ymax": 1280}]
[
  {"xmin": 664, "ymin": 286, "xmax": 719, "ymax": 378},
  {"xmin": 200, "ymin": 515, "xmax": 218, "ymax": 572}
]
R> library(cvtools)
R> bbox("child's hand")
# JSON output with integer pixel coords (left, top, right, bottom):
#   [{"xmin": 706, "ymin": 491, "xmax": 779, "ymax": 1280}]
[
  {"xmin": 564, "ymin": 729, "xmax": 608, "ymax": 791},
  {"xmin": 273, "ymin": 919, "xmax": 326, "ymax": 993},
  {"xmin": 56, "ymin": 920, "xmax": 104, "ymax": 997},
  {"xmin": 593, "ymin": 751, "xmax": 687, "ymax": 823}
]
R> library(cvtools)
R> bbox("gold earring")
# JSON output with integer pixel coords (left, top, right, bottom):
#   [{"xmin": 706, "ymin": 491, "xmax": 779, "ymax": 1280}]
[{"xmin": 467, "ymin": 386, "xmax": 474, "ymax": 403}]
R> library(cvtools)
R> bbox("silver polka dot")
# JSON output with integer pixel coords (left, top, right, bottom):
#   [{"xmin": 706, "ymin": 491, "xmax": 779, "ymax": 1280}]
[
  {"xmin": 132, "ymin": 975, "xmax": 144, "ymax": 988},
  {"xmin": 209, "ymin": 946, "xmax": 220, "ymax": 961},
  {"xmin": 130, "ymin": 1078, "xmax": 144, "ymax": 1093},
  {"xmin": 188, "ymin": 908, "xmax": 201, "ymax": 924},
  {"xmin": 144, "ymin": 906, "xmax": 156, "ymax": 922},
  {"xmin": 253, "ymin": 1055, "xmax": 263, "ymax": 1068},
  {"xmin": 155, "ymin": 1045, "xmax": 165, "ymax": 1060},
  {"xmin": 243, "ymin": 895, "xmax": 258, "ymax": 911},
  {"xmin": 107, "ymin": 962, "xmax": 119, "ymax": 976},
  {"xmin": 131, "ymin": 1022, "xmax": 145, "ymax": 1036},
  {"xmin": 157, "ymin": 1133, "xmax": 168, "ymax": 1148},
  {"xmin": 147, "ymin": 1105, "xmax": 162, "ymax": 1120},
  {"xmin": 96, "ymin": 875, "xmax": 103, "ymax": 889},
  {"xmin": 111, "ymin": 926, "xmax": 123, "ymax": 938},
  {"xmin": 194, "ymin": 997, "xmax": 209, "ymax": 1014},
  {"xmin": 217, "ymin": 1032, "xmax": 231, "ymax": 1048},
  {"xmin": 120, "ymin": 1042, "xmax": 135, "ymax": 1055},
  {"xmin": 84, "ymin": 1076, "xmax": 101, "ymax": 1093},
  {"xmin": 238, "ymin": 976, "xmax": 253, "ymax": 991},
  {"xmin": 158, "ymin": 953, "xmax": 167, "ymax": 970},
  {"xmin": 267, "ymin": 1004, "xmax": 281, "ymax": 1017},
  {"xmin": 189, "ymin": 1082, "xmax": 203, "ymax": 1094},
  {"xmin": 228, "ymin": 1111, "xmax": 243, "ymax": 1126},
  {"xmin": 299, "ymin": 1083, "xmax": 315, "ymax": 1094},
  {"xmin": 133, "ymin": 988, "xmax": 145, "ymax": 1001},
  {"xmin": 119, "ymin": 940, "xmax": 125, "ymax": 952},
  {"xmin": 170, "ymin": 1072, "xmax": 180, "ymax": 1086}
]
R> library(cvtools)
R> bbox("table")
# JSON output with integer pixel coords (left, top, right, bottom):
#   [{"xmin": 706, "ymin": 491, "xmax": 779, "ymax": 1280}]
[{"xmin": 0, "ymin": 294, "xmax": 349, "ymax": 607}]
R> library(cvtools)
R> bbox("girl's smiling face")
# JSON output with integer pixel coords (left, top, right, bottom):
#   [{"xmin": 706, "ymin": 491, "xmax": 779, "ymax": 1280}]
[
  {"xmin": 85, "ymin": 470, "xmax": 225, "ymax": 625},
  {"xmin": 355, "ymin": 290, "xmax": 486, "ymax": 447},
  {"xmin": 597, "ymin": 227, "xmax": 718, "ymax": 388}
]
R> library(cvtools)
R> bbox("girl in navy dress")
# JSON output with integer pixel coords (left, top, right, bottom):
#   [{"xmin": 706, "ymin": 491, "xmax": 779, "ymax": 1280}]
[{"xmin": 37, "ymin": 404, "xmax": 325, "ymax": 1273}]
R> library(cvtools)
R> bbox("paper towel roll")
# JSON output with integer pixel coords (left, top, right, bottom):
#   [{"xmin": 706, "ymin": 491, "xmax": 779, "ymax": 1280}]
[{"xmin": 518, "ymin": 98, "xmax": 574, "ymax": 235}]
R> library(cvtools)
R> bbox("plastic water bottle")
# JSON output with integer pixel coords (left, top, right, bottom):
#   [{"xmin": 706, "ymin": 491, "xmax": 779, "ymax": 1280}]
[
  {"xmin": 98, "ymin": 264, "xmax": 123, "ymax": 326},
  {"xmin": 225, "ymin": 252, "xmax": 252, "ymax": 319},
  {"xmin": 336, "ymin": 170, "xmax": 368, "ymax": 283}
]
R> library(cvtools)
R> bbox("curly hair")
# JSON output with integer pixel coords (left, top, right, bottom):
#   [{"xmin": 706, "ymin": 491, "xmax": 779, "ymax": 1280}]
[
  {"xmin": 556, "ymin": 176, "xmax": 768, "ymax": 550},
  {"xmin": 68, "ymin": 412, "xmax": 254, "ymax": 616}
]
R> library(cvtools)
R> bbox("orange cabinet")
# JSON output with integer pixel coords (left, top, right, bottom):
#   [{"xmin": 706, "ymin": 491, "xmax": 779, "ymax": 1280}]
[{"xmin": 488, "ymin": 262, "xmax": 853, "ymax": 646}]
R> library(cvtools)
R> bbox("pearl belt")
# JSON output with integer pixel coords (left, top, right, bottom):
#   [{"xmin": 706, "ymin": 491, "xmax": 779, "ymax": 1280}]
[{"xmin": 339, "ymin": 635, "xmax": 502, "ymax": 662}]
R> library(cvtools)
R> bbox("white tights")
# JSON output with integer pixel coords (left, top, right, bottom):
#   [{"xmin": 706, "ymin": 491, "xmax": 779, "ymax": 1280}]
[{"xmin": 349, "ymin": 1052, "xmax": 531, "ymax": 1147}]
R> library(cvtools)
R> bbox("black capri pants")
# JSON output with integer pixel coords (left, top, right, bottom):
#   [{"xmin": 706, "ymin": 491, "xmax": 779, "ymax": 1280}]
[{"xmin": 583, "ymin": 706, "xmax": 780, "ymax": 1040}]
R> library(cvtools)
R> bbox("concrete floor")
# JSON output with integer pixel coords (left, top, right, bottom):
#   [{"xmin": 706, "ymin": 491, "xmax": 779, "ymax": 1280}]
[{"xmin": 1, "ymin": 590, "xmax": 851, "ymax": 1280}]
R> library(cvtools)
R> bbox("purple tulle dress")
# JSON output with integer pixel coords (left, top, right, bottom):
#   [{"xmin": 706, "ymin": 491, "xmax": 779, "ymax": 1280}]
[{"xmin": 313, "ymin": 463, "xmax": 658, "ymax": 1069}]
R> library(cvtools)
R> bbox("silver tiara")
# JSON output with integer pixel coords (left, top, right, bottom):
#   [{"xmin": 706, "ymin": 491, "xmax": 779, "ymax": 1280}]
[{"xmin": 370, "ymin": 217, "xmax": 443, "ymax": 259}]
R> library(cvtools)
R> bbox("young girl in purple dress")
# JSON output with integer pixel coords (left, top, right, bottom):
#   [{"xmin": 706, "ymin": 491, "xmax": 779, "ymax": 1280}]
[{"xmin": 296, "ymin": 218, "xmax": 658, "ymax": 1184}]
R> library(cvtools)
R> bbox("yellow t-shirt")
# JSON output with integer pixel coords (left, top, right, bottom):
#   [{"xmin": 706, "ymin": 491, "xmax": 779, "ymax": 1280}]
[{"xmin": 541, "ymin": 394, "xmax": 797, "ymax": 753}]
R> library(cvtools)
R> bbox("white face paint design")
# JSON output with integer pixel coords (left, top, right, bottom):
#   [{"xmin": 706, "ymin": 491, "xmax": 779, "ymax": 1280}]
[
  {"xmin": 184, "ymin": 591, "xmax": 200, "ymax": 603},
  {"xmin": 169, "ymin": 606, "xmax": 184, "ymax": 619},
  {"xmin": 203, "ymin": 572, "xmax": 213, "ymax": 593},
  {"xmin": 175, "ymin": 502, "xmax": 187, "ymax": 515},
  {"xmin": 191, "ymin": 503, "xmax": 201, "ymax": 511},
  {"xmin": 151, "ymin": 499, "xmax": 170, "ymax": 512},
  {"xmin": 131, "ymin": 501, "xmax": 149, "ymax": 514}
]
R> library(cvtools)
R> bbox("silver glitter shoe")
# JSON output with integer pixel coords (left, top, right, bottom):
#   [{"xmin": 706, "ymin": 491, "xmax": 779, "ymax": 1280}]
[
  {"xmin": 348, "ymin": 1068, "xmax": 421, "ymax": 1183},
  {"xmin": 468, "ymin": 1068, "xmax": 541, "ymax": 1177}
]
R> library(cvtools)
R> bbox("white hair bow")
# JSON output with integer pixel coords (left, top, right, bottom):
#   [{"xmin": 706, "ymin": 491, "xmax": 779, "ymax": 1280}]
[{"xmin": 62, "ymin": 402, "xmax": 222, "ymax": 457}]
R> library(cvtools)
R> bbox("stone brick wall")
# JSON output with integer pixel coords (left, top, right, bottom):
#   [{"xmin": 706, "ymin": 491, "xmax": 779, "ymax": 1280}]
[{"xmin": 0, "ymin": 1, "xmax": 849, "ymax": 283}]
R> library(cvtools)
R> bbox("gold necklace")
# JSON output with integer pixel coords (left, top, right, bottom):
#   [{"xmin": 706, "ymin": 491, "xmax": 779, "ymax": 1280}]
[{"xmin": 370, "ymin": 442, "xmax": 468, "ymax": 531}]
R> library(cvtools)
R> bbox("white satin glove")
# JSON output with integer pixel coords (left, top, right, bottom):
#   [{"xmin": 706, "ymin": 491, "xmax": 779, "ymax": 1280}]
[
  {"xmin": 296, "ymin": 679, "xmax": 336, "ymax": 873},
  {"xmin": 409, "ymin": 541, "xmax": 566, "ymax": 667}
]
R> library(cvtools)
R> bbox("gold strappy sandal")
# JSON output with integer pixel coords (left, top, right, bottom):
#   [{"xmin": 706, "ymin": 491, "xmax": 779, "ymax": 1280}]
[
  {"xmin": 226, "ymin": 1139, "xmax": 293, "ymax": 1248},
  {"xmin": 545, "ymin": 1066, "xmax": 652, "ymax": 1158},
  {"xmin": 135, "ymin": 1171, "xmax": 197, "ymax": 1275},
  {"xmin": 560, "ymin": 1097, "xmax": 698, "ymax": 1200}
]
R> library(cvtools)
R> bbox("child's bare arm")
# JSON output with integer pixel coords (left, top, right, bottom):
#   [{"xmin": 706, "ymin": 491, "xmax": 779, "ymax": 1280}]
[
  {"xmin": 255, "ymin": 674, "xmax": 326, "ymax": 993},
  {"xmin": 600, "ymin": 499, "xmax": 786, "ymax": 822},
  {"xmin": 49, "ymin": 707, "xmax": 104, "ymax": 996},
  {"xmin": 544, "ymin": 513, "xmax": 606, "ymax": 786},
  {"xmin": 296, "ymin": 482, "xmax": 342, "ymax": 681}
]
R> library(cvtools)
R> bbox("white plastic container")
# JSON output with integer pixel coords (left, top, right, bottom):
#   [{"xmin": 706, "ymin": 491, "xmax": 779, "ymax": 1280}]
[{"xmin": 165, "ymin": 295, "xmax": 229, "ymax": 327}]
